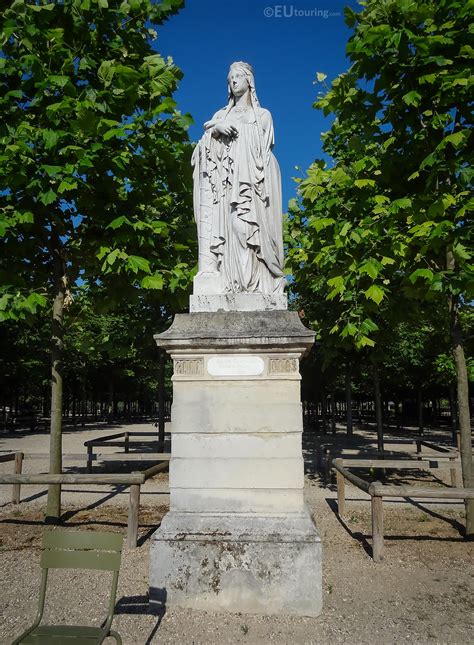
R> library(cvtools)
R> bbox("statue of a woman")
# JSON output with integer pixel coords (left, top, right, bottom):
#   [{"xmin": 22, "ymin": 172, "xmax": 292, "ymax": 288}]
[{"xmin": 191, "ymin": 62, "xmax": 285, "ymax": 298}]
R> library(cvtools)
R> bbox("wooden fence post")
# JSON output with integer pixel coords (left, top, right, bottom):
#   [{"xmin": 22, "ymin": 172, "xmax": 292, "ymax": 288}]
[
  {"xmin": 416, "ymin": 439, "xmax": 421, "ymax": 458},
  {"xmin": 12, "ymin": 452, "xmax": 23, "ymax": 504},
  {"xmin": 325, "ymin": 448, "xmax": 331, "ymax": 483},
  {"xmin": 127, "ymin": 481, "xmax": 140, "ymax": 549},
  {"xmin": 124, "ymin": 432, "xmax": 130, "ymax": 454},
  {"xmin": 371, "ymin": 492, "xmax": 384, "ymax": 562},
  {"xmin": 335, "ymin": 458, "xmax": 345, "ymax": 516},
  {"xmin": 449, "ymin": 457, "xmax": 458, "ymax": 487},
  {"xmin": 315, "ymin": 440, "xmax": 321, "ymax": 470},
  {"xmin": 86, "ymin": 445, "xmax": 93, "ymax": 473}
]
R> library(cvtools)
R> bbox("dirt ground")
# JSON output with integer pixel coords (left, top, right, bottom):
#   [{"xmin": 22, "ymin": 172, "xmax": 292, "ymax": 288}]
[{"xmin": 0, "ymin": 423, "xmax": 473, "ymax": 644}]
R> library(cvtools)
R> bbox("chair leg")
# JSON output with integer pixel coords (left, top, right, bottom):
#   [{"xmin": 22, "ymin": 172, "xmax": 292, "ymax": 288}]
[{"xmin": 109, "ymin": 629, "xmax": 122, "ymax": 645}]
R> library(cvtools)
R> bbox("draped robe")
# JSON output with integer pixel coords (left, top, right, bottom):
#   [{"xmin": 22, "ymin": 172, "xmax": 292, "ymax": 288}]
[{"xmin": 192, "ymin": 106, "xmax": 285, "ymax": 294}]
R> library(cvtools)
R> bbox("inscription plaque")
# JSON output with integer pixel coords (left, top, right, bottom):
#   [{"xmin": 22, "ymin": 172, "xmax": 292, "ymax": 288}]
[{"xmin": 207, "ymin": 355, "xmax": 264, "ymax": 377}]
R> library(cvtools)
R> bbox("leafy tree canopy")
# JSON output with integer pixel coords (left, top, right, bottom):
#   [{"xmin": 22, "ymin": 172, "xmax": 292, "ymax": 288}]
[
  {"xmin": 287, "ymin": 0, "xmax": 473, "ymax": 532},
  {"xmin": 287, "ymin": 0, "xmax": 473, "ymax": 350},
  {"xmin": 0, "ymin": 0, "xmax": 195, "ymax": 518},
  {"xmin": 1, "ymin": 0, "xmax": 196, "ymax": 321}
]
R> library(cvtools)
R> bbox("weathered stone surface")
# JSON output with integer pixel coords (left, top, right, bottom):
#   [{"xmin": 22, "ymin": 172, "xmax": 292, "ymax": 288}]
[
  {"xmin": 207, "ymin": 354, "xmax": 265, "ymax": 376},
  {"xmin": 171, "ymin": 433, "xmax": 302, "ymax": 459},
  {"xmin": 191, "ymin": 62, "xmax": 285, "ymax": 300},
  {"xmin": 150, "ymin": 512, "xmax": 322, "ymax": 617},
  {"xmin": 150, "ymin": 309, "xmax": 321, "ymax": 617},
  {"xmin": 170, "ymin": 488, "xmax": 305, "ymax": 514},
  {"xmin": 172, "ymin": 354, "xmax": 301, "ymax": 382},
  {"xmin": 190, "ymin": 292, "xmax": 288, "ymax": 313},
  {"xmin": 170, "ymin": 457, "xmax": 303, "ymax": 490},
  {"xmin": 154, "ymin": 310, "xmax": 314, "ymax": 352},
  {"xmin": 171, "ymin": 380, "xmax": 302, "ymax": 434}
]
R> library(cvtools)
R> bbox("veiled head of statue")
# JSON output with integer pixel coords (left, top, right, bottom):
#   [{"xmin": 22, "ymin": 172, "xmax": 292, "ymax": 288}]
[{"xmin": 227, "ymin": 61, "xmax": 255, "ymax": 100}]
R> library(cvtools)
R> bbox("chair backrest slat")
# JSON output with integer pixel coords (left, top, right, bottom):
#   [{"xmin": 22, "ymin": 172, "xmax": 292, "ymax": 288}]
[
  {"xmin": 41, "ymin": 549, "xmax": 121, "ymax": 571},
  {"xmin": 43, "ymin": 530, "xmax": 122, "ymax": 551}
]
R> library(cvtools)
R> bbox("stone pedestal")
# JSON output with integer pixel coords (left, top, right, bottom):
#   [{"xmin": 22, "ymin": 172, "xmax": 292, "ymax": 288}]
[
  {"xmin": 190, "ymin": 275, "xmax": 288, "ymax": 312},
  {"xmin": 150, "ymin": 311, "xmax": 322, "ymax": 617}
]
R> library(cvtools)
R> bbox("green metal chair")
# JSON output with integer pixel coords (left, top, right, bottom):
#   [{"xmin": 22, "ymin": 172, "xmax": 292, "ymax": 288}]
[{"xmin": 12, "ymin": 530, "xmax": 123, "ymax": 644}]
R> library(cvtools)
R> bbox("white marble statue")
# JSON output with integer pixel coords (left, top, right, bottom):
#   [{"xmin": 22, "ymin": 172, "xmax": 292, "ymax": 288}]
[{"xmin": 191, "ymin": 62, "xmax": 285, "ymax": 296}]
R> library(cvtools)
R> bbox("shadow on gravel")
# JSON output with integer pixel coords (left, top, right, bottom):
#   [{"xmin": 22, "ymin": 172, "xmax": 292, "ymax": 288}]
[
  {"xmin": 382, "ymin": 535, "xmax": 467, "ymax": 543},
  {"xmin": 116, "ymin": 594, "xmax": 156, "ymax": 614},
  {"xmin": 325, "ymin": 497, "xmax": 467, "ymax": 558},
  {"xmin": 0, "ymin": 516, "xmax": 127, "ymax": 530},
  {"xmin": 0, "ymin": 517, "xmax": 45, "ymax": 527},
  {"xmin": 60, "ymin": 485, "xmax": 128, "ymax": 521},
  {"xmin": 326, "ymin": 498, "xmax": 373, "ymax": 558},
  {"xmin": 405, "ymin": 498, "xmax": 466, "ymax": 535},
  {"xmin": 0, "ymin": 489, "xmax": 48, "ymax": 508},
  {"xmin": 115, "ymin": 590, "xmax": 166, "ymax": 644},
  {"xmin": 137, "ymin": 523, "xmax": 161, "ymax": 547}
]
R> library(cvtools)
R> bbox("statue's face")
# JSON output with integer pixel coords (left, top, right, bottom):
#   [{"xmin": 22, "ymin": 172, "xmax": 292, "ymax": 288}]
[{"xmin": 228, "ymin": 67, "xmax": 249, "ymax": 97}]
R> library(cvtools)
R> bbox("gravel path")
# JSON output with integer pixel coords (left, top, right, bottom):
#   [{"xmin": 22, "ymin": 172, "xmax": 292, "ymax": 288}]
[{"xmin": 1, "ymin": 423, "xmax": 473, "ymax": 644}]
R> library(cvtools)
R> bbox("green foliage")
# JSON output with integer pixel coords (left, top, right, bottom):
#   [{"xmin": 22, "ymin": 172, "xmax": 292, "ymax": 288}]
[
  {"xmin": 0, "ymin": 315, "xmax": 51, "ymax": 412},
  {"xmin": 287, "ymin": 0, "xmax": 473, "ymax": 359},
  {"xmin": 0, "ymin": 0, "xmax": 196, "ymax": 318},
  {"xmin": 0, "ymin": 288, "xmax": 173, "ymax": 416},
  {"xmin": 61, "ymin": 288, "xmax": 171, "ymax": 404}
]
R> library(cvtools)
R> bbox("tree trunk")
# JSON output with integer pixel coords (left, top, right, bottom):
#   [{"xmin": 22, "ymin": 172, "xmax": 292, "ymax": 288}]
[
  {"xmin": 42, "ymin": 385, "xmax": 49, "ymax": 418},
  {"xmin": 447, "ymin": 249, "xmax": 473, "ymax": 535},
  {"xmin": 81, "ymin": 379, "xmax": 87, "ymax": 427},
  {"xmin": 45, "ymin": 246, "xmax": 66, "ymax": 521},
  {"xmin": 64, "ymin": 389, "xmax": 69, "ymax": 419},
  {"xmin": 394, "ymin": 396, "xmax": 401, "ymax": 431},
  {"xmin": 417, "ymin": 388, "xmax": 424, "ymax": 436},
  {"xmin": 330, "ymin": 390, "xmax": 336, "ymax": 434},
  {"xmin": 373, "ymin": 363, "xmax": 384, "ymax": 453},
  {"xmin": 449, "ymin": 292, "xmax": 473, "ymax": 536},
  {"xmin": 313, "ymin": 397, "xmax": 319, "ymax": 433},
  {"xmin": 345, "ymin": 371, "xmax": 353, "ymax": 436},
  {"xmin": 448, "ymin": 382, "xmax": 458, "ymax": 445},
  {"xmin": 107, "ymin": 378, "xmax": 114, "ymax": 424},
  {"xmin": 383, "ymin": 398, "xmax": 389, "ymax": 429},
  {"xmin": 72, "ymin": 391, "xmax": 77, "ymax": 426},
  {"xmin": 321, "ymin": 389, "xmax": 327, "ymax": 434},
  {"xmin": 158, "ymin": 349, "xmax": 166, "ymax": 445}
]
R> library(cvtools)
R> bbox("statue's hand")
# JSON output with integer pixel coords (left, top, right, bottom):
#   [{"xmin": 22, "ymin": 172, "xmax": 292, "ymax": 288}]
[{"xmin": 213, "ymin": 122, "xmax": 238, "ymax": 138}]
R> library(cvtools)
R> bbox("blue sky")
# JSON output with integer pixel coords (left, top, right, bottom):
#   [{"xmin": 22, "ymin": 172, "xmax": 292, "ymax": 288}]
[{"xmin": 156, "ymin": 0, "xmax": 361, "ymax": 207}]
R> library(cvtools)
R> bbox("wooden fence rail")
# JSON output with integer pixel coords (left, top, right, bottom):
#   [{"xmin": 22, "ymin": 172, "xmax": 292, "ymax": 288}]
[
  {"xmin": 324, "ymin": 444, "xmax": 460, "ymax": 486},
  {"xmin": 84, "ymin": 431, "xmax": 168, "ymax": 472},
  {"xmin": 0, "ymin": 452, "xmax": 171, "ymax": 463},
  {"xmin": 143, "ymin": 461, "xmax": 169, "ymax": 479},
  {"xmin": 416, "ymin": 440, "xmax": 453, "ymax": 454},
  {"xmin": 331, "ymin": 455, "xmax": 461, "ymax": 477},
  {"xmin": 0, "ymin": 473, "xmax": 145, "ymax": 484},
  {"xmin": 85, "ymin": 432, "xmax": 129, "ymax": 472},
  {"xmin": 0, "ymin": 452, "xmax": 24, "ymax": 503},
  {"xmin": 0, "ymin": 452, "xmax": 170, "ymax": 549},
  {"xmin": 0, "ymin": 453, "xmax": 19, "ymax": 464},
  {"xmin": 332, "ymin": 457, "xmax": 474, "ymax": 563}
]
